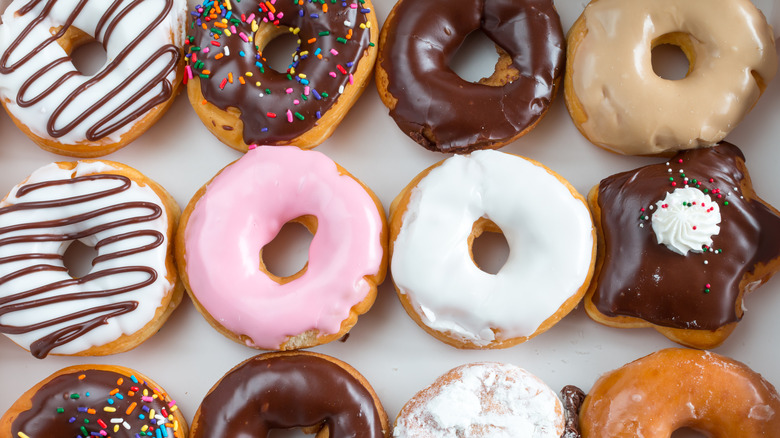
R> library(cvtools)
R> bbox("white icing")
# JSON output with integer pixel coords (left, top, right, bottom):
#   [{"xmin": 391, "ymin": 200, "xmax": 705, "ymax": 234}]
[
  {"xmin": 391, "ymin": 150, "xmax": 594, "ymax": 345},
  {"xmin": 394, "ymin": 362, "xmax": 564, "ymax": 438},
  {"xmin": 0, "ymin": 0, "xmax": 186, "ymax": 146},
  {"xmin": 0, "ymin": 161, "xmax": 173, "ymax": 355},
  {"xmin": 652, "ymin": 187, "xmax": 721, "ymax": 255}
]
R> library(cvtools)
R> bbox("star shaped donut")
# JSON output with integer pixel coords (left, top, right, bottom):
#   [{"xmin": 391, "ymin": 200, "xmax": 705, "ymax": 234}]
[{"xmin": 585, "ymin": 142, "xmax": 780, "ymax": 348}]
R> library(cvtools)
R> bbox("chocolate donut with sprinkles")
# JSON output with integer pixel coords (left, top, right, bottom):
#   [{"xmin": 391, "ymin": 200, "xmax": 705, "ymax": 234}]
[
  {"xmin": 185, "ymin": 0, "xmax": 378, "ymax": 151},
  {"xmin": 0, "ymin": 364, "xmax": 188, "ymax": 438}
]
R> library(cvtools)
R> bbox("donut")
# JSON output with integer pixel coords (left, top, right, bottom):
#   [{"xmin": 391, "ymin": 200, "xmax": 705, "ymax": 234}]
[
  {"xmin": 389, "ymin": 150, "xmax": 595, "ymax": 348},
  {"xmin": 184, "ymin": 0, "xmax": 378, "ymax": 151},
  {"xmin": 176, "ymin": 145, "xmax": 387, "ymax": 350},
  {"xmin": 579, "ymin": 348, "xmax": 780, "ymax": 436},
  {"xmin": 0, "ymin": 364, "xmax": 188, "ymax": 438},
  {"xmin": 190, "ymin": 351, "xmax": 390, "ymax": 437},
  {"xmin": 565, "ymin": 0, "xmax": 778, "ymax": 156},
  {"xmin": 0, "ymin": 0, "xmax": 186, "ymax": 157},
  {"xmin": 586, "ymin": 143, "xmax": 780, "ymax": 348},
  {"xmin": 0, "ymin": 160, "xmax": 182, "ymax": 358},
  {"xmin": 375, "ymin": 0, "xmax": 565, "ymax": 153},
  {"xmin": 394, "ymin": 362, "xmax": 565, "ymax": 437}
]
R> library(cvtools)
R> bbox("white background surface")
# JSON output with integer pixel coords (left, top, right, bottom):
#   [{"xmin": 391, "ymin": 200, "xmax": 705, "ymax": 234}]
[{"xmin": 1, "ymin": 0, "xmax": 779, "ymax": 435}]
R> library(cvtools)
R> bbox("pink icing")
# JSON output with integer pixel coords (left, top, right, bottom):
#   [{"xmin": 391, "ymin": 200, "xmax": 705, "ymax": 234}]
[{"xmin": 183, "ymin": 146, "xmax": 385, "ymax": 349}]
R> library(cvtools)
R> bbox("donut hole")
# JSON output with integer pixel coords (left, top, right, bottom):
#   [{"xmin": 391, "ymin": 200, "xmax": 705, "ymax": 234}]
[
  {"xmin": 448, "ymin": 29, "xmax": 506, "ymax": 84},
  {"xmin": 671, "ymin": 427, "xmax": 709, "ymax": 437},
  {"xmin": 254, "ymin": 24, "xmax": 301, "ymax": 74},
  {"xmin": 54, "ymin": 27, "xmax": 108, "ymax": 76},
  {"xmin": 468, "ymin": 217, "xmax": 509, "ymax": 275},
  {"xmin": 259, "ymin": 215, "xmax": 317, "ymax": 284},
  {"xmin": 651, "ymin": 33, "xmax": 694, "ymax": 81},
  {"xmin": 62, "ymin": 240, "xmax": 98, "ymax": 279}
]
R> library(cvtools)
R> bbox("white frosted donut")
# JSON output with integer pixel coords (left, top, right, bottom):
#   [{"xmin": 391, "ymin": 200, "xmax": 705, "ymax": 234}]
[
  {"xmin": 0, "ymin": 0, "xmax": 186, "ymax": 157},
  {"xmin": 0, "ymin": 160, "xmax": 181, "ymax": 358},
  {"xmin": 393, "ymin": 362, "xmax": 565, "ymax": 438},
  {"xmin": 565, "ymin": 0, "xmax": 777, "ymax": 155},
  {"xmin": 389, "ymin": 150, "xmax": 595, "ymax": 348}
]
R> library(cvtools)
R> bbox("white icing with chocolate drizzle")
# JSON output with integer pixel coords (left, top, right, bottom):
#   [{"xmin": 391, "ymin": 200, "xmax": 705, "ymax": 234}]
[{"xmin": 652, "ymin": 187, "xmax": 721, "ymax": 255}]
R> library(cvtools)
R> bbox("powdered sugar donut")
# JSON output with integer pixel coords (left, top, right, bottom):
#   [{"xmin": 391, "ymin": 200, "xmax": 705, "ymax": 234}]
[{"xmin": 394, "ymin": 362, "xmax": 565, "ymax": 437}]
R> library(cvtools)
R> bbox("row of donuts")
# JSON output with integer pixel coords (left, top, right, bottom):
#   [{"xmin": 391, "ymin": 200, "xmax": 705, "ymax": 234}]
[
  {"xmin": 3, "ymin": 348, "xmax": 780, "ymax": 436},
  {"xmin": 1, "ymin": 0, "xmax": 775, "ymax": 157},
  {"xmin": 1, "ymin": 140, "xmax": 778, "ymax": 361}
]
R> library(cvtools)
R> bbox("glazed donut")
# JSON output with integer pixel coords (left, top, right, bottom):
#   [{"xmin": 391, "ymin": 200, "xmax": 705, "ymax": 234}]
[
  {"xmin": 0, "ymin": 0, "xmax": 186, "ymax": 157},
  {"xmin": 586, "ymin": 143, "xmax": 780, "ymax": 348},
  {"xmin": 375, "ymin": 0, "xmax": 565, "ymax": 153},
  {"xmin": 176, "ymin": 146, "xmax": 387, "ymax": 350},
  {"xmin": 580, "ymin": 348, "xmax": 780, "ymax": 436},
  {"xmin": 190, "ymin": 351, "xmax": 390, "ymax": 437},
  {"xmin": 0, "ymin": 364, "xmax": 188, "ymax": 438},
  {"xmin": 0, "ymin": 160, "xmax": 182, "ymax": 358},
  {"xmin": 389, "ymin": 150, "xmax": 595, "ymax": 348},
  {"xmin": 394, "ymin": 362, "xmax": 565, "ymax": 437},
  {"xmin": 185, "ymin": 0, "xmax": 378, "ymax": 151},
  {"xmin": 565, "ymin": 0, "xmax": 777, "ymax": 156}
]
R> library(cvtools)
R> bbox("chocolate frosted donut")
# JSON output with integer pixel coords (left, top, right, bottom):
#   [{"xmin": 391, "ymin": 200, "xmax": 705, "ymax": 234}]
[
  {"xmin": 586, "ymin": 143, "xmax": 780, "ymax": 348},
  {"xmin": 191, "ymin": 351, "xmax": 390, "ymax": 437},
  {"xmin": 376, "ymin": 0, "xmax": 565, "ymax": 153}
]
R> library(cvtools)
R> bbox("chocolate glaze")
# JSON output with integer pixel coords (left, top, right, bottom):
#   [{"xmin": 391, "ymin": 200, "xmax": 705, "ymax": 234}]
[
  {"xmin": 379, "ymin": 0, "xmax": 564, "ymax": 153},
  {"xmin": 592, "ymin": 143, "xmax": 780, "ymax": 330},
  {"xmin": 187, "ymin": 1, "xmax": 373, "ymax": 144},
  {"xmin": 0, "ymin": 174, "xmax": 164, "ymax": 358},
  {"xmin": 0, "ymin": 0, "xmax": 181, "ymax": 141},
  {"xmin": 11, "ymin": 368, "xmax": 181, "ymax": 438},
  {"xmin": 561, "ymin": 385, "xmax": 585, "ymax": 438},
  {"xmin": 193, "ymin": 353, "xmax": 386, "ymax": 437}
]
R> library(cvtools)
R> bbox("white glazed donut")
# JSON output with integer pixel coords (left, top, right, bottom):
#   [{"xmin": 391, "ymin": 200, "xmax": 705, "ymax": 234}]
[
  {"xmin": 389, "ymin": 150, "xmax": 595, "ymax": 349},
  {"xmin": 0, "ymin": 0, "xmax": 186, "ymax": 157},
  {"xmin": 393, "ymin": 362, "xmax": 565, "ymax": 438},
  {"xmin": 0, "ymin": 160, "xmax": 182, "ymax": 358},
  {"xmin": 564, "ymin": 0, "xmax": 777, "ymax": 155}
]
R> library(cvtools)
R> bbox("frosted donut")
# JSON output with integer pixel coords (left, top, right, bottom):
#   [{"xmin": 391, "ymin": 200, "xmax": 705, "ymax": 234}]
[
  {"xmin": 0, "ymin": 160, "xmax": 182, "ymax": 358},
  {"xmin": 176, "ymin": 146, "xmax": 387, "ymax": 350},
  {"xmin": 564, "ymin": 0, "xmax": 777, "ymax": 155},
  {"xmin": 0, "ymin": 0, "xmax": 186, "ymax": 157},
  {"xmin": 0, "ymin": 364, "xmax": 188, "ymax": 438},
  {"xmin": 185, "ymin": 0, "xmax": 378, "ymax": 151},
  {"xmin": 389, "ymin": 150, "xmax": 595, "ymax": 348},
  {"xmin": 580, "ymin": 348, "xmax": 780, "ymax": 436},
  {"xmin": 394, "ymin": 362, "xmax": 565, "ymax": 437}
]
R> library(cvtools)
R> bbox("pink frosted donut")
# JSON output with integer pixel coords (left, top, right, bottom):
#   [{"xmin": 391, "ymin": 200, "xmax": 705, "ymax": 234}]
[{"xmin": 176, "ymin": 146, "xmax": 388, "ymax": 350}]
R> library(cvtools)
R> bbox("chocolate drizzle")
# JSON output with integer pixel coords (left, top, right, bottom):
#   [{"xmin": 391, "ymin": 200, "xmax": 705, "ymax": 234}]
[
  {"xmin": 193, "ymin": 353, "xmax": 386, "ymax": 437},
  {"xmin": 379, "ymin": 0, "xmax": 564, "ymax": 153},
  {"xmin": 0, "ymin": 0, "xmax": 181, "ymax": 141},
  {"xmin": 592, "ymin": 143, "xmax": 780, "ymax": 330},
  {"xmin": 561, "ymin": 385, "xmax": 585, "ymax": 438},
  {"xmin": 0, "ymin": 173, "xmax": 165, "ymax": 358},
  {"xmin": 187, "ymin": 1, "xmax": 373, "ymax": 144}
]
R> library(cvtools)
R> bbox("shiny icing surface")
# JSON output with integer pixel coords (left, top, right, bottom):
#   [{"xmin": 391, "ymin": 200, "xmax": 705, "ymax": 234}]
[
  {"xmin": 192, "ymin": 353, "xmax": 386, "ymax": 437},
  {"xmin": 186, "ymin": 0, "xmax": 374, "ymax": 144},
  {"xmin": 391, "ymin": 150, "xmax": 594, "ymax": 345},
  {"xmin": 0, "ymin": 0, "xmax": 186, "ymax": 146},
  {"xmin": 379, "ymin": 0, "xmax": 564, "ymax": 153},
  {"xmin": 183, "ymin": 146, "xmax": 384, "ymax": 349},
  {"xmin": 570, "ymin": 0, "xmax": 777, "ymax": 155},
  {"xmin": 592, "ymin": 143, "xmax": 780, "ymax": 330},
  {"xmin": 0, "ymin": 161, "xmax": 173, "ymax": 358}
]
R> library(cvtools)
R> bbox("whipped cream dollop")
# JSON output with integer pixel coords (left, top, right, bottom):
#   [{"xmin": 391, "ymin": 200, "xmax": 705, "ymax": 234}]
[{"xmin": 652, "ymin": 187, "xmax": 721, "ymax": 255}]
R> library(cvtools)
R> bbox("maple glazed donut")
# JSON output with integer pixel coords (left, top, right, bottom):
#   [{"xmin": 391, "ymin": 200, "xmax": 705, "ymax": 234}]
[
  {"xmin": 0, "ymin": 160, "xmax": 182, "ymax": 358},
  {"xmin": 586, "ymin": 143, "xmax": 780, "ymax": 349},
  {"xmin": 191, "ymin": 351, "xmax": 390, "ymax": 437},
  {"xmin": 580, "ymin": 348, "xmax": 780, "ymax": 436},
  {"xmin": 185, "ymin": 0, "xmax": 378, "ymax": 151},
  {"xmin": 375, "ymin": 0, "xmax": 565, "ymax": 153},
  {"xmin": 176, "ymin": 146, "xmax": 387, "ymax": 350},
  {"xmin": 0, "ymin": 364, "xmax": 187, "ymax": 438},
  {"xmin": 565, "ymin": 0, "xmax": 777, "ymax": 155},
  {"xmin": 389, "ymin": 150, "xmax": 595, "ymax": 349},
  {"xmin": 0, "ymin": 0, "xmax": 186, "ymax": 157},
  {"xmin": 394, "ymin": 362, "xmax": 565, "ymax": 437}
]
